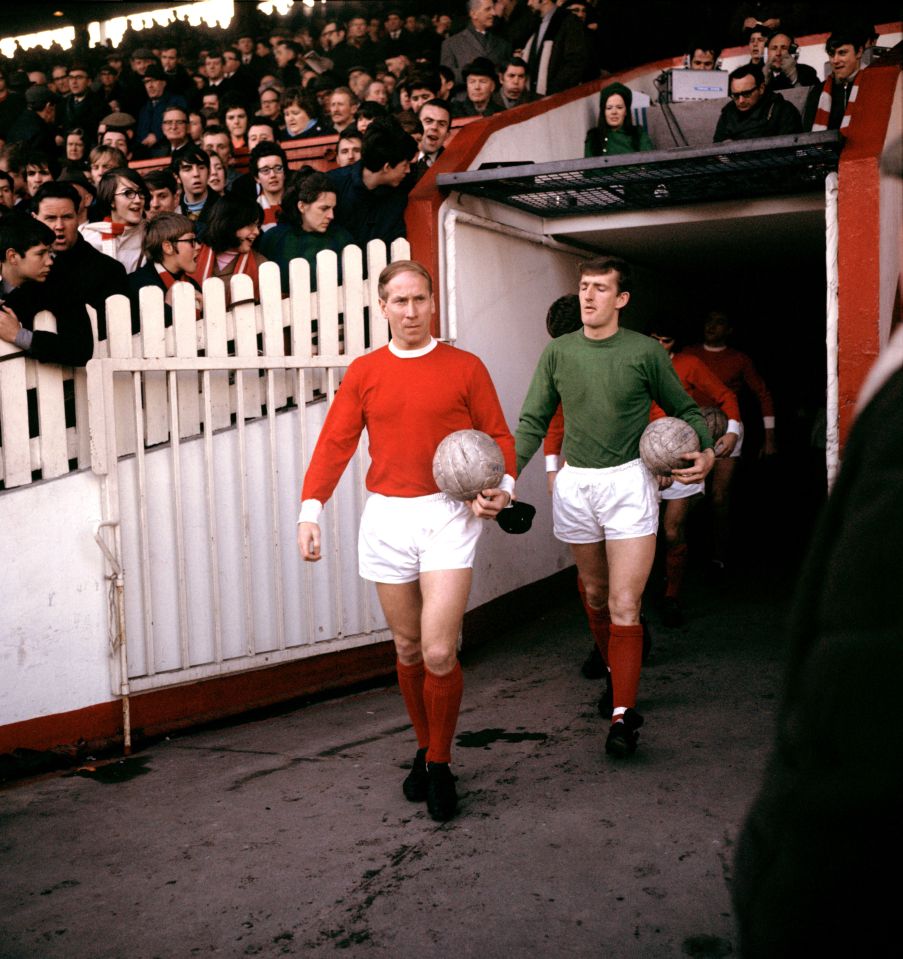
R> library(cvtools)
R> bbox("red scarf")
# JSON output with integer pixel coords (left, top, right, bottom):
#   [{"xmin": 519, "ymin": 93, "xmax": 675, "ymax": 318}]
[
  {"xmin": 811, "ymin": 70, "xmax": 862, "ymax": 132},
  {"xmin": 100, "ymin": 217, "xmax": 127, "ymax": 241},
  {"xmin": 190, "ymin": 244, "xmax": 260, "ymax": 300}
]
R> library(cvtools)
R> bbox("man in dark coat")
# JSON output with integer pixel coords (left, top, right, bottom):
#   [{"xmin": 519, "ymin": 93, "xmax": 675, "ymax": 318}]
[
  {"xmin": 0, "ymin": 214, "xmax": 93, "ymax": 367},
  {"xmin": 6, "ymin": 86, "xmax": 59, "ymax": 155},
  {"xmin": 32, "ymin": 182, "xmax": 129, "ymax": 342},
  {"xmin": 713, "ymin": 63, "xmax": 802, "ymax": 142},
  {"xmin": 522, "ymin": 0, "xmax": 590, "ymax": 96},
  {"xmin": 58, "ymin": 62, "xmax": 108, "ymax": 141},
  {"xmin": 732, "ymin": 137, "xmax": 903, "ymax": 955},
  {"xmin": 0, "ymin": 65, "xmax": 26, "ymax": 143},
  {"xmin": 326, "ymin": 118, "xmax": 417, "ymax": 249}
]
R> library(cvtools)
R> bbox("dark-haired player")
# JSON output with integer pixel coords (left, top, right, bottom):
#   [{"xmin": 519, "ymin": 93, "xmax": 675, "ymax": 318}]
[
  {"xmin": 648, "ymin": 318, "xmax": 740, "ymax": 626},
  {"xmin": 515, "ymin": 258, "xmax": 714, "ymax": 757},
  {"xmin": 297, "ymin": 260, "xmax": 515, "ymax": 821}
]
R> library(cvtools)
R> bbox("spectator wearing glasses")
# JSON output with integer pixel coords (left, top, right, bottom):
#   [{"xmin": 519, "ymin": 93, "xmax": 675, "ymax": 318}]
[
  {"xmin": 49, "ymin": 65, "xmax": 70, "ymax": 98},
  {"xmin": 188, "ymin": 194, "xmax": 266, "ymax": 307},
  {"xmin": 251, "ymin": 142, "xmax": 287, "ymax": 231},
  {"xmin": 128, "ymin": 212, "xmax": 202, "ymax": 329},
  {"xmin": 149, "ymin": 105, "xmax": 192, "ymax": 159},
  {"xmin": 59, "ymin": 64, "xmax": 107, "ymax": 142},
  {"xmin": 80, "ymin": 167, "xmax": 149, "ymax": 274},
  {"xmin": 713, "ymin": 63, "xmax": 802, "ymax": 143},
  {"xmin": 258, "ymin": 86, "xmax": 283, "ymax": 126}
]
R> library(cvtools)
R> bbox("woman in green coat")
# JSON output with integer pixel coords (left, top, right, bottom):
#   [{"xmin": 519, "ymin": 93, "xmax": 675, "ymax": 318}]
[
  {"xmin": 259, "ymin": 170, "xmax": 353, "ymax": 293},
  {"xmin": 584, "ymin": 82, "xmax": 654, "ymax": 156}
]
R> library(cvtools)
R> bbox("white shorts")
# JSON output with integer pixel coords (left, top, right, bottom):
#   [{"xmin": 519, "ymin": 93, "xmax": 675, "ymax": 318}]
[
  {"xmin": 358, "ymin": 492, "xmax": 483, "ymax": 584},
  {"xmin": 661, "ymin": 479, "xmax": 705, "ymax": 501},
  {"xmin": 553, "ymin": 460, "xmax": 659, "ymax": 544}
]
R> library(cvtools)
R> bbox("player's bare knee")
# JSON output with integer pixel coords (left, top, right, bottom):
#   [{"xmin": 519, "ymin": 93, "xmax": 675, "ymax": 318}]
[
  {"xmin": 583, "ymin": 582, "xmax": 608, "ymax": 610},
  {"xmin": 422, "ymin": 646, "xmax": 457, "ymax": 675},
  {"xmin": 608, "ymin": 590, "xmax": 642, "ymax": 624},
  {"xmin": 663, "ymin": 521, "xmax": 683, "ymax": 545},
  {"xmin": 393, "ymin": 634, "xmax": 423, "ymax": 664}
]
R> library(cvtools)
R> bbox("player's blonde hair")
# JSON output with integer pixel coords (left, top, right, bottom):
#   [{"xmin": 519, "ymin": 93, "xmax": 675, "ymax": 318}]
[{"xmin": 377, "ymin": 259, "xmax": 433, "ymax": 300}]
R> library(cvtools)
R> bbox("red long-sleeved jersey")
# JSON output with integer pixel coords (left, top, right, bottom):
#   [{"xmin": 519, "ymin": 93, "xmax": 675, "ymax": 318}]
[
  {"xmin": 682, "ymin": 344, "xmax": 774, "ymax": 424},
  {"xmin": 301, "ymin": 341, "xmax": 516, "ymax": 506},
  {"xmin": 649, "ymin": 353, "xmax": 740, "ymax": 422}
]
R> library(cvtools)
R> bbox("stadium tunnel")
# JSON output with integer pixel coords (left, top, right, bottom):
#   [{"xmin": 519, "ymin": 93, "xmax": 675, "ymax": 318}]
[{"xmin": 405, "ymin": 44, "xmax": 901, "ymax": 574}]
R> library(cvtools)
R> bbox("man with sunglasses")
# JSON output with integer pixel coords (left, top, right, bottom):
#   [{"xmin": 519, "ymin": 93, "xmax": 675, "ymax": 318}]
[{"xmin": 713, "ymin": 63, "xmax": 802, "ymax": 142}]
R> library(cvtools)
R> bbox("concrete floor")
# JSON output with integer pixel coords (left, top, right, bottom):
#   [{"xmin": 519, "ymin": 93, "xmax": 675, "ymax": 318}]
[{"xmin": 0, "ymin": 563, "xmax": 789, "ymax": 959}]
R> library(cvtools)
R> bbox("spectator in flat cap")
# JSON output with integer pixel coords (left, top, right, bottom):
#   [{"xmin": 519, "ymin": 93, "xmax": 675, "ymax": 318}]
[
  {"xmin": 441, "ymin": 0, "xmax": 511, "ymax": 87},
  {"xmin": 136, "ymin": 62, "xmax": 188, "ymax": 151},
  {"xmin": 452, "ymin": 58, "xmax": 504, "ymax": 118},
  {"xmin": 95, "ymin": 64, "xmax": 125, "ymax": 113},
  {"xmin": 6, "ymin": 86, "xmax": 59, "ymax": 156},
  {"xmin": 119, "ymin": 48, "xmax": 159, "ymax": 118}
]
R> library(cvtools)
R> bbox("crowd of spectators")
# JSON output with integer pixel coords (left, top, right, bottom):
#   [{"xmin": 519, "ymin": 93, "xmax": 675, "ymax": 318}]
[{"xmin": 0, "ymin": 1, "xmax": 890, "ymax": 367}]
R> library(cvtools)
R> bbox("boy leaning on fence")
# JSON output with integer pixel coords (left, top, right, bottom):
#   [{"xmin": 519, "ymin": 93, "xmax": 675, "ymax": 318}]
[{"xmin": 0, "ymin": 212, "xmax": 93, "ymax": 367}]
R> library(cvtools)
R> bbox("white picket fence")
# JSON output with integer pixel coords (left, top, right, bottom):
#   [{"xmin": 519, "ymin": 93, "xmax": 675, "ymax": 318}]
[{"xmin": 0, "ymin": 239, "xmax": 409, "ymax": 490}]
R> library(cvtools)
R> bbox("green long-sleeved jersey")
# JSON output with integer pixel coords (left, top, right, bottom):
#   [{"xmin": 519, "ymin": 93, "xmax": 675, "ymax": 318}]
[{"xmin": 515, "ymin": 328, "xmax": 713, "ymax": 473}]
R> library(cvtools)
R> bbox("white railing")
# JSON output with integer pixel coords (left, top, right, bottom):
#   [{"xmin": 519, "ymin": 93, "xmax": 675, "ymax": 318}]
[{"xmin": 0, "ymin": 239, "xmax": 409, "ymax": 491}]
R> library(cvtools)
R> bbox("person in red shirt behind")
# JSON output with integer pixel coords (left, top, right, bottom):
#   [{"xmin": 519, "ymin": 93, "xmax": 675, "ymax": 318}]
[
  {"xmin": 297, "ymin": 260, "xmax": 516, "ymax": 823},
  {"xmin": 683, "ymin": 309, "xmax": 775, "ymax": 575},
  {"xmin": 648, "ymin": 319, "xmax": 741, "ymax": 626}
]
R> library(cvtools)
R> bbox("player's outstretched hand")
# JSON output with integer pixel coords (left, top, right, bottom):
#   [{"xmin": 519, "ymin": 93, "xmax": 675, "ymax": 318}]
[
  {"xmin": 297, "ymin": 522, "xmax": 322, "ymax": 562},
  {"xmin": 671, "ymin": 447, "xmax": 715, "ymax": 484},
  {"xmin": 471, "ymin": 488, "xmax": 511, "ymax": 519}
]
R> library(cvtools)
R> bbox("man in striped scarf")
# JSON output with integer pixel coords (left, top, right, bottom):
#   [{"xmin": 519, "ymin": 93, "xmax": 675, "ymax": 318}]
[{"xmin": 803, "ymin": 28, "xmax": 866, "ymax": 132}]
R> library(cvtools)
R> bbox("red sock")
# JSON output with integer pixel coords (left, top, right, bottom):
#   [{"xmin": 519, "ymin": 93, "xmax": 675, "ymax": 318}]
[
  {"xmin": 396, "ymin": 659, "xmax": 430, "ymax": 749},
  {"xmin": 423, "ymin": 663, "xmax": 463, "ymax": 764},
  {"xmin": 665, "ymin": 543, "xmax": 689, "ymax": 600},
  {"xmin": 608, "ymin": 623, "xmax": 643, "ymax": 717},
  {"xmin": 577, "ymin": 576, "xmax": 610, "ymax": 665}
]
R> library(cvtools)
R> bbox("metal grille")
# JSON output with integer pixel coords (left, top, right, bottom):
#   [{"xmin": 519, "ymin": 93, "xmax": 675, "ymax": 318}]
[{"xmin": 437, "ymin": 132, "xmax": 842, "ymax": 216}]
